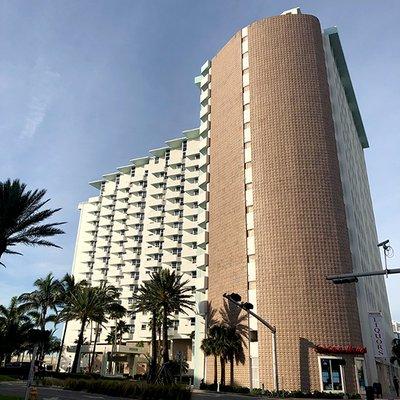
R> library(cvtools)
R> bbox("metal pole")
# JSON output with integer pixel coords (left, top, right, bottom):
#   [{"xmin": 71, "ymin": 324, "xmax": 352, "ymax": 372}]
[
  {"xmin": 24, "ymin": 344, "xmax": 38, "ymax": 400},
  {"xmin": 327, "ymin": 267, "xmax": 400, "ymax": 281},
  {"xmin": 272, "ymin": 331, "xmax": 279, "ymax": 393},
  {"xmin": 384, "ymin": 249, "xmax": 388, "ymax": 278},
  {"xmin": 112, "ymin": 322, "xmax": 117, "ymax": 375},
  {"xmin": 223, "ymin": 294, "xmax": 279, "ymax": 392},
  {"xmin": 247, "ymin": 312, "xmax": 253, "ymax": 391},
  {"xmin": 203, "ymin": 315, "xmax": 207, "ymax": 384}
]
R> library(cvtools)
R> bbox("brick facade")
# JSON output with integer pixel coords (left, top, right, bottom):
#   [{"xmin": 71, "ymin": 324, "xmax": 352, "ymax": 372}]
[
  {"xmin": 207, "ymin": 31, "xmax": 250, "ymax": 387},
  {"xmin": 248, "ymin": 15, "xmax": 363, "ymax": 392}
]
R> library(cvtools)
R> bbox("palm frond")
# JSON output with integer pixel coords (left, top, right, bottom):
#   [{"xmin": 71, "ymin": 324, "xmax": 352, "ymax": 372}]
[{"xmin": 0, "ymin": 179, "xmax": 65, "ymax": 263}]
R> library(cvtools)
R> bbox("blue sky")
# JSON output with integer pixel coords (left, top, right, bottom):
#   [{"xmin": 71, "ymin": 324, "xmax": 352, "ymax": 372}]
[{"xmin": 0, "ymin": 0, "xmax": 399, "ymax": 324}]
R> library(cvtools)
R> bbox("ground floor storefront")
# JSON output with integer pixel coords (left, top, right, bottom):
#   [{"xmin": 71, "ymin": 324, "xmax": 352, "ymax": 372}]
[{"xmin": 203, "ymin": 344, "xmax": 398, "ymax": 397}]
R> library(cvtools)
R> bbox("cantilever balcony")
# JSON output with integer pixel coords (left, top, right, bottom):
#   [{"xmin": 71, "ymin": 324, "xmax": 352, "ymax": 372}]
[{"xmin": 196, "ymin": 251, "xmax": 209, "ymax": 271}]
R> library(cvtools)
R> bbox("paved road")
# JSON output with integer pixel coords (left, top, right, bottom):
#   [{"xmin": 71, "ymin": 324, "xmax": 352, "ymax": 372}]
[
  {"xmin": 0, "ymin": 381, "xmax": 132, "ymax": 400},
  {"xmin": 193, "ymin": 389, "xmax": 260, "ymax": 399},
  {"xmin": 0, "ymin": 381, "xmax": 259, "ymax": 400}
]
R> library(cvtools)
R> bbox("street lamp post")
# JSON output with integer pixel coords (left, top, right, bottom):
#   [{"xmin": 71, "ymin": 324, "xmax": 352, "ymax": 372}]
[{"xmin": 223, "ymin": 293, "xmax": 279, "ymax": 393}]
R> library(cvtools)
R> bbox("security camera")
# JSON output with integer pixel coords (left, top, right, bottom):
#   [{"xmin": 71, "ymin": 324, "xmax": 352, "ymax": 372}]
[{"xmin": 377, "ymin": 239, "xmax": 389, "ymax": 248}]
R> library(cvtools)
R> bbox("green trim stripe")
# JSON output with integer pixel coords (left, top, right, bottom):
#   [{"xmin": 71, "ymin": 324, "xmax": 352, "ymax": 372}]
[{"xmin": 325, "ymin": 27, "xmax": 369, "ymax": 149}]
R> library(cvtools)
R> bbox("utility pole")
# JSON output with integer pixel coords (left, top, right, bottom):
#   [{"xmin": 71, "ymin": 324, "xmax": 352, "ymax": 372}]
[
  {"xmin": 24, "ymin": 344, "xmax": 38, "ymax": 400},
  {"xmin": 223, "ymin": 293, "xmax": 279, "ymax": 393},
  {"xmin": 327, "ymin": 240, "xmax": 399, "ymax": 284}
]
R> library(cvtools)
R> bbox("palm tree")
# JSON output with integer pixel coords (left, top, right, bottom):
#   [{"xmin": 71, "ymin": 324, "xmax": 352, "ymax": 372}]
[
  {"xmin": 106, "ymin": 320, "xmax": 130, "ymax": 345},
  {"xmin": 93, "ymin": 301, "xmax": 126, "ymax": 374},
  {"xmin": 0, "ymin": 297, "xmax": 33, "ymax": 365},
  {"xmin": 132, "ymin": 280, "xmax": 160, "ymax": 382},
  {"xmin": 391, "ymin": 338, "xmax": 400, "ymax": 366},
  {"xmin": 26, "ymin": 310, "xmax": 59, "ymax": 331},
  {"xmin": 56, "ymin": 274, "xmax": 85, "ymax": 372},
  {"xmin": 19, "ymin": 273, "xmax": 62, "ymax": 360},
  {"xmin": 43, "ymin": 335, "xmax": 61, "ymax": 357},
  {"xmin": 62, "ymin": 283, "xmax": 121, "ymax": 373},
  {"xmin": 201, "ymin": 326, "xmax": 221, "ymax": 385},
  {"xmin": 19, "ymin": 273, "xmax": 62, "ymax": 332},
  {"xmin": 148, "ymin": 309, "xmax": 163, "ymax": 359},
  {"xmin": 148, "ymin": 269, "xmax": 194, "ymax": 365},
  {"xmin": 0, "ymin": 179, "xmax": 65, "ymax": 266}
]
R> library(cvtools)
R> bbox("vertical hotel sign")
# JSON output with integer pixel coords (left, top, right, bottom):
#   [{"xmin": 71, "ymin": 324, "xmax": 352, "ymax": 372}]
[{"xmin": 368, "ymin": 312, "xmax": 388, "ymax": 358}]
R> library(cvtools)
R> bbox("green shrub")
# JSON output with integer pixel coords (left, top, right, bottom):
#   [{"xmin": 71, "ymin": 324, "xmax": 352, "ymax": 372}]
[
  {"xmin": 64, "ymin": 378, "xmax": 91, "ymax": 391},
  {"xmin": 221, "ymin": 385, "xmax": 250, "ymax": 394},
  {"xmin": 0, "ymin": 375, "xmax": 17, "ymax": 382},
  {"xmin": 44, "ymin": 371, "xmax": 126, "ymax": 381},
  {"xmin": 201, "ymin": 383, "xmax": 358, "ymax": 399},
  {"xmin": 40, "ymin": 377, "xmax": 64, "ymax": 387},
  {"xmin": 50, "ymin": 377, "xmax": 191, "ymax": 399}
]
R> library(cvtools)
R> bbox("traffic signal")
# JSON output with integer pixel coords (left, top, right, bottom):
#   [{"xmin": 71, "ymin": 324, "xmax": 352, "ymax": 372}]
[{"xmin": 227, "ymin": 293, "xmax": 242, "ymax": 302}]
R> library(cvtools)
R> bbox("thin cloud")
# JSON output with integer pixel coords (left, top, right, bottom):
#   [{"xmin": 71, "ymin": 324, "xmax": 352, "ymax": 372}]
[{"xmin": 20, "ymin": 58, "xmax": 60, "ymax": 139}]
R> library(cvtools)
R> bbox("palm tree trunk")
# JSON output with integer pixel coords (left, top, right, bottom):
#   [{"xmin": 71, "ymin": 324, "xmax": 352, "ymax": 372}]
[
  {"xmin": 213, "ymin": 355, "xmax": 218, "ymax": 386},
  {"xmin": 108, "ymin": 319, "xmax": 118, "ymax": 374},
  {"xmin": 56, "ymin": 321, "xmax": 68, "ymax": 372},
  {"xmin": 38, "ymin": 308, "xmax": 47, "ymax": 362},
  {"xmin": 220, "ymin": 356, "xmax": 225, "ymax": 386},
  {"xmin": 71, "ymin": 318, "xmax": 86, "ymax": 373},
  {"xmin": 149, "ymin": 310, "xmax": 158, "ymax": 382},
  {"xmin": 229, "ymin": 354, "xmax": 234, "ymax": 386},
  {"xmin": 158, "ymin": 323, "xmax": 162, "ymax": 362},
  {"xmin": 89, "ymin": 323, "xmax": 100, "ymax": 373},
  {"xmin": 162, "ymin": 307, "xmax": 169, "ymax": 365}
]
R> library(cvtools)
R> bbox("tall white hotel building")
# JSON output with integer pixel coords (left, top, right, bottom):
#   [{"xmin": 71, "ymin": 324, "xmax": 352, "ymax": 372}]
[
  {"xmin": 65, "ymin": 89, "xmax": 211, "ymax": 375},
  {"xmin": 65, "ymin": 8, "xmax": 396, "ymax": 396}
]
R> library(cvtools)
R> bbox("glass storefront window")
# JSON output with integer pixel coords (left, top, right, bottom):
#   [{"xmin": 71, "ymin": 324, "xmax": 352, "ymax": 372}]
[
  {"xmin": 355, "ymin": 358, "xmax": 366, "ymax": 394},
  {"xmin": 320, "ymin": 358, "xmax": 344, "ymax": 392}
]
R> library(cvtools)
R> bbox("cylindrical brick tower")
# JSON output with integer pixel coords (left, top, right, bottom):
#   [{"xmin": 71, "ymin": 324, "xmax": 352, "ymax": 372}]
[{"xmin": 207, "ymin": 12, "xmax": 363, "ymax": 393}]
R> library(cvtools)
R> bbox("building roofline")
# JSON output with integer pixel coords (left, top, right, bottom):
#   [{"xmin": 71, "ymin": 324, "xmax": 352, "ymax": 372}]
[
  {"xmin": 102, "ymin": 172, "xmax": 119, "ymax": 180},
  {"xmin": 165, "ymin": 137, "xmax": 185, "ymax": 149},
  {"xmin": 117, "ymin": 164, "xmax": 132, "ymax": 173},
  {"xmin": 183, "ymin": 128, "xmax": 200, "ymax": 138},
  {"xmin": 89, "ymin": 180, "xmax": 103, "ymax": 189},
  {"xmin": 149, "ymin": 147, "xmax": 168, "ymax": 157},
  {"xmin": 129, "ymin": 156, "xmax": 149, "ymax": 166}
]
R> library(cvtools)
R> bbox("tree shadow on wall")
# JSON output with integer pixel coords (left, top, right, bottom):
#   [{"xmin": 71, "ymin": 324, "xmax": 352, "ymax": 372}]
[
  {"xmin": 205, "ymin": 301, "xmax": 218, "ymax": 331},
  {"xmin": 221, "ymin": 299, "xmax": 249, "ymax": 385},
  {"xmin": 202, "ymin": 300, "xmax": 249, "ymax": 386},
  {"xmin": 220, "ymin": 299, "xmax": 249, "ymax": 345},
  {"xmin": 299, "ymin": 337, "xmax": 316, "ymax": 392}
]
